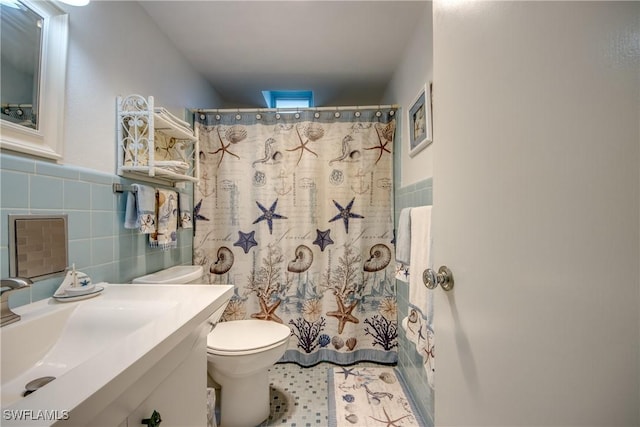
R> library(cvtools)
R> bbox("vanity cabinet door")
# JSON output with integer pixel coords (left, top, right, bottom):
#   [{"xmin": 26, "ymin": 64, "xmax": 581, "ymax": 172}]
[
  {"xmin": 84, "ymin": 332, "xmax": 209, "ymax": 427},
  {"xmin": 128, "ymin": 340, "xmax": 208, "ymax": 427}
]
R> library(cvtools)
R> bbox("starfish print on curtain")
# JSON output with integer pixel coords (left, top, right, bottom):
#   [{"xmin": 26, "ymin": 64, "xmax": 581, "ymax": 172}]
[
  {"xmin": 365, "ymin": 122, "xmax": 394, "ymax": 165},
  {"xmin": 194, "ymin": 199, "xmax": 209, "ymax": 222},
  {"xmin": 251, "ymin": 297, "xmax": 283, "ymax": 323},
  {"xmin": 329, "ymin": 198, "xmax": 364, "ymax": 234},
  {"xmin": 253, "ymin": 199, "xmax": 287, "ymax": 234},
  {"xmin": 208, "ymin": 126, "xmax": 244, "ymax": 167},
  {"xmin": 234, "ymin": 230, "xmax": 258, "ymax": 254},
  {"xmin": 327, "ymin": 295, "xmax": 360, "ymax": 334},
  {"xmin": 313, "ymin": 228, "xmax": 334, "ymax": 251},
  {"xmin": 287, "ymin": 123, "xmax": 320, "ymax": 166}
]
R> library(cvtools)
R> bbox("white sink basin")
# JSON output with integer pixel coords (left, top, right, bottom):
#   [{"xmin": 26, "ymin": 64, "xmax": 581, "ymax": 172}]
[
  {"xmin": 0, "ymin": 283, "xmax": 233, "ymax": 425},
  {"xmin": 1, "ymin": 297, "xmax": 177, "ymax": 405}
]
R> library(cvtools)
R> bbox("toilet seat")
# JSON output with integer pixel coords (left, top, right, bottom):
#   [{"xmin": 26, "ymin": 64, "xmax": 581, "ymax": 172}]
[{"xmin": 207, "ymin": 319, "xmax": 291, "ymax": 356}]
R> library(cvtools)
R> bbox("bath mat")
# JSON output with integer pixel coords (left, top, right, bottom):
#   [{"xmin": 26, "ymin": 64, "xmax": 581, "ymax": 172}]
[{"xmin": 328, "ymin": 366, "xmax": 422, "ymax": 426}]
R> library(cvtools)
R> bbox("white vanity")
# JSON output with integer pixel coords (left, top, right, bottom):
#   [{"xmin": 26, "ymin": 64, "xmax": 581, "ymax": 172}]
[{"xmin": 0, "ymin": 283, "xmax": 233, "ymax": 426}]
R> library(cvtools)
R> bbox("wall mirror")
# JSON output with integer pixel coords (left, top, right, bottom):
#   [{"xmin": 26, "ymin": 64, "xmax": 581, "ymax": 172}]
[{"xmin": 0, "ymin": 0, "xmax": 68, "ymax": 160}]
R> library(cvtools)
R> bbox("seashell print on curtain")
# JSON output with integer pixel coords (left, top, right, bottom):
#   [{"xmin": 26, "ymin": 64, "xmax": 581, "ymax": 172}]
[{"xmin": 194, "ymin": 109, "xmax": 397, "ymax": 366}]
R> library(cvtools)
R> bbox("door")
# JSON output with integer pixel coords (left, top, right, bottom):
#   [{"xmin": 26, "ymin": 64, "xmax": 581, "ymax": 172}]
[{"xmin": 432, "ymin": 1, "xmax": 639, "ymax": 425}]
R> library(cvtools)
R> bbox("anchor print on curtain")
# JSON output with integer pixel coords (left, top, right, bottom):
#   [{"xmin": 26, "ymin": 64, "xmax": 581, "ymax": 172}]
[{"xmin": 194, "ymin": 109, "xmax": 397, "ymax": 366}]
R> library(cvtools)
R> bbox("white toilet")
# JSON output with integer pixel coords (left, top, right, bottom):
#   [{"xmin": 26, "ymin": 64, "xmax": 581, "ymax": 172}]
[{"xmin": 133, "ymin": 265, "xmax": 291, "ymax": 427}]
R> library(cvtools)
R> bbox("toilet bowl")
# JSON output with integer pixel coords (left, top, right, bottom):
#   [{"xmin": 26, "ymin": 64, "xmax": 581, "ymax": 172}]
[
  {"xmin": 207, "ymin": 320, "xmax": 291, "ymax": 427},
  {"xmin": 132, "ymin": 265, "xmax": 291, "ymax": 427}
]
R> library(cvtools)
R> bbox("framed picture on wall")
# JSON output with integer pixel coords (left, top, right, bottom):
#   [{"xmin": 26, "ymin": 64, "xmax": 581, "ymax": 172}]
[{"xmin": 407, "ymin": 83, "xmax": 432, "ymax": 157}]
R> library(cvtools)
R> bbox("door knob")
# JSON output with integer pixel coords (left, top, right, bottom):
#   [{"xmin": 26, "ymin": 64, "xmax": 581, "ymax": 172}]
[{"xmin": 423, "ymin": 266, "xmax": 454, "ymax": 291}]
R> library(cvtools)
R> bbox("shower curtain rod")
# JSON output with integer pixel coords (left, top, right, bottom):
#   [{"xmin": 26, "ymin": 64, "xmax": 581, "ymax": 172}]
[{"xmin": 191, "ymin": 104, "xmax": 399, "ymax": 114}]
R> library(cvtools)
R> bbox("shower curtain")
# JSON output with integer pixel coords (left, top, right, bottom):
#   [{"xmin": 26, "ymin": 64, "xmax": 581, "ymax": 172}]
[{"xmin": 194, "ymin": 108, "xmax": 397, "ymax": 366}]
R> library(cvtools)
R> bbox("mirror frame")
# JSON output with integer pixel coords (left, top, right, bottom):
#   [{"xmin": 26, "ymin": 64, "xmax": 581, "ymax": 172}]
[{"xmin": 0, "ymin": 0, "xmax": 68, "ymax": 161}]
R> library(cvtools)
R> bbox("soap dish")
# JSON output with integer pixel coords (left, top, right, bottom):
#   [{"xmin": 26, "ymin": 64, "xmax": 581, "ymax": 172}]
[
  {"xmin": 53, "ymin": 285, "xmax": 104, "ymax": 302},
  {"xmin": 65, "ymin": 284, "xmax": 96, "ymax": 295}
]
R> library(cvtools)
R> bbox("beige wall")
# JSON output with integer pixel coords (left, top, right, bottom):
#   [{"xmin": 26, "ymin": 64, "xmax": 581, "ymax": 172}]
[
  {"xmin": 381, "ymin": 1, "xmax": 433, "ymax": 188},
  {"xmin": 60, "ymin": 1, "xmax": 222, "ymax": 173}
]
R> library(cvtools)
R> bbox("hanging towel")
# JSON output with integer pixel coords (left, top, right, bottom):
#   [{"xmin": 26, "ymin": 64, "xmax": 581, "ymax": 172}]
[
  {"xmin": 179, "ymin": 193, "xmax": 193, "ymax": 229},
  {"xmin": 409, "ymin": 205, "xmax": 433, "ymax": 317},
  {"xmin": 396, "ymin": 208, "xmax": 412, "ymax": 264},
  {"xmin": 401, "ymin": 309, "xmax": 435, "ymax": 388},
  {"xmin": 124, "ymin": 191, "xmax": 137, "ymax": 228},
  {"xmin": 394, "ymin": 208, "xmax": 412, "ymax": 282},
  {"xmin": 124, "ymin": 184, "xmax": 156, "ymax": 233},
  {"xmin": 150, "ymin": 189, "xmax": 178, "ymax": 250},
  {"xmin": 405, "ymin": 205, "xmax": 435, "ymax": 387}
]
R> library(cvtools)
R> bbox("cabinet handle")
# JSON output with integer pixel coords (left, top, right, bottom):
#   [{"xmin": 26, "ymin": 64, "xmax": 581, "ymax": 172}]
[{"xmin": 141, "ymin": 410, "xmax": 162, "ymax": 426}]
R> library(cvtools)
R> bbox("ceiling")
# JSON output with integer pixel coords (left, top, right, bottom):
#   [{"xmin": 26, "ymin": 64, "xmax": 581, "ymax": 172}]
[{"xmin": 139, "ymin": 1, "xmax": 428, "ymax": 108}]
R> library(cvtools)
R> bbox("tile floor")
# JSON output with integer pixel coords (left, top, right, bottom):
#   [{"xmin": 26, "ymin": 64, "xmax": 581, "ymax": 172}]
[
  {"xmin": 259, "ymin": 362, "xmax": 390, "ymax": 427},
  {"xmin": 258, "ymin": 362, "xmax": 330, "ymax": 426},
  {"xmin": 213, "ymin": 361, "xmax": 422, "ymax": 427}
]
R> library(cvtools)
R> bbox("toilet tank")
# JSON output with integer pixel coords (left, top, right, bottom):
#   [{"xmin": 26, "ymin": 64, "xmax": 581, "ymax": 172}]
[{"xmin": 132, "ymin": 265, "xmax": 204, "ymax": 284}]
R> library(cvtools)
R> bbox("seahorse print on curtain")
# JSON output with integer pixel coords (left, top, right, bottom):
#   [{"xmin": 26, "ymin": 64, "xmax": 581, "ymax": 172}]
[{"xmin": 194, "ymin": 109, "xmax": 397, "ymax": 366}]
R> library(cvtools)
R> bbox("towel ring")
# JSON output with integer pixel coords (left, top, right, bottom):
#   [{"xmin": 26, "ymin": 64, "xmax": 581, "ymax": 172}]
[{"xmin": 423, "ymin": 266, "xmax": 454, "ymax": 291}]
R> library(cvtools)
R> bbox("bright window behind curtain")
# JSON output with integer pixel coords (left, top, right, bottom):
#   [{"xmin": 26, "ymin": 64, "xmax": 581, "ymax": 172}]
[
  {"xmin": 263, "ymin": 90, "xmax": 314, "ymax": 108},
  {"xmin": 275, "ymin": 98, "xmax": 310, "ymax": 109}
]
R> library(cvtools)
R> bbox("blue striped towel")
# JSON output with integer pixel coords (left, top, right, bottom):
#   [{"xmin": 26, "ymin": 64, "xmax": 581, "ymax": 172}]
[{"xmin": 124, "ymin": 184, "xmax": 156, "ymax": 233}]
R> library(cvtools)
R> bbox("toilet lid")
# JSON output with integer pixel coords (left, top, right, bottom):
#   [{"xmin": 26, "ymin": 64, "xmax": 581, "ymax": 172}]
[{"xmin": 207, "ymin": 319, "xmax": 291, "ymax": 352}]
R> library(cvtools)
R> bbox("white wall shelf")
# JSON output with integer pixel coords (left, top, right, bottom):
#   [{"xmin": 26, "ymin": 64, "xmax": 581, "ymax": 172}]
[{"xmin": 117, "ymin": 94, "xmax": 199, "ymax": 186}]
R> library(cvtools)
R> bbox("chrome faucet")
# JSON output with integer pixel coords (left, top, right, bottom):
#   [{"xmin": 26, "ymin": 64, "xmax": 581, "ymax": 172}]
[{"xmin": 1, "ymin": 277, "xmax": 32, "ymax": 327}]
